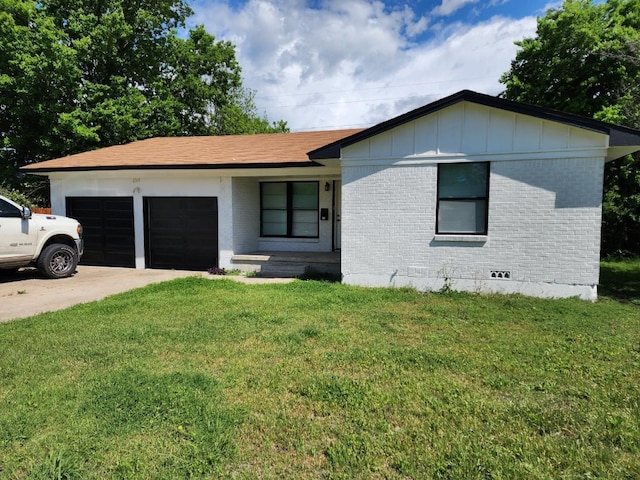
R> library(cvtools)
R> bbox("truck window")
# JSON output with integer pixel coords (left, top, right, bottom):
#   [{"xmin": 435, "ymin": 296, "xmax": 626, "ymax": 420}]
[{"xmin": 0, "ymin": 198, "xmax": 22, "ymax": 218}]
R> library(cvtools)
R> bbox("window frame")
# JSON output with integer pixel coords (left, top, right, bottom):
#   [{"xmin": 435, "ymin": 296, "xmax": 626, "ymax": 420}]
[
  {"xmin": 436, "ymin": 162, "xmax": 490, "ymax": 236},
  {"xmin": 260, "ymin": 181, "xmax": 320, "ymax": 238}
]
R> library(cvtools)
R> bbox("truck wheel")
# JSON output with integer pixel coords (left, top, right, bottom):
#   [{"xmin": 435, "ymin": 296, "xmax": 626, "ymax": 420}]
[{"xmin": 38, "ymin": 244, "xmax": 78, "ymax": 279}]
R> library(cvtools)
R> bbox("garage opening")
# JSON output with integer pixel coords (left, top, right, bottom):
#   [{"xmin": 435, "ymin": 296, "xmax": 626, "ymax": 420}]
[
  {"xmin": 66, "ymin": 197, "xmax": 135, "ymax": 267},
  {"xmin": 144, "ymin": 197, "xmax": 218, "ymax": 271}
]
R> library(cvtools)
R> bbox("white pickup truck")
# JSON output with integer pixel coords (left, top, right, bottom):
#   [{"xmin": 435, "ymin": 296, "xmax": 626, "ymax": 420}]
[{"xmin": 0, "ymin": 194, "xmax": 84, "ymax": 278}]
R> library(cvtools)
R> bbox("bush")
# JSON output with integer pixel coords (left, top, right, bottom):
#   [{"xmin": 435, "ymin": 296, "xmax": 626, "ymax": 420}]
[{"xmin": 0, "ymin": 184, "xmax": 36, "ymax": 209}]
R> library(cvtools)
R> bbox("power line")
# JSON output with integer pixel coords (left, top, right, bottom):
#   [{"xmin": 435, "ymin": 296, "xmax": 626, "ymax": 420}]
[
  {"xmin": 252, "ymin": 75, "xmax": 498, "ymax": 103},
  {"xmin": 257, "ymin": 94, "xmax": 430, "ymax": 110},
  {"xmin": 256, "ymin": 76, "xmax": 503, "ymax": 131}
]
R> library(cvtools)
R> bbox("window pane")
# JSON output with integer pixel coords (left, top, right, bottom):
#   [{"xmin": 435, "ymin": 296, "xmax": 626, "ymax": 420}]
[
  {"xmin": 439, "ymin": 163, "xmax": 487, "ymax": 198},
  {"xmin": 0, "ymin": 199, "xmax": 21, "ymax": 217},
  {"xmin": 262, "ymin": 183, "xmax": 287, "ymax": 209},
  {"xmin": 292, "ymin": 210, "xmax": 318, "ymax": 237},
  {"xmin": 262, "ymin": 209, "xmax": 287, "ymax": 235},
  {"xmin": 292, "ymin": 183, "xmax": 318, "ymax": 209},
  {"xmin": 438, "ymin": 200, "xmax": 486, "ymax": 234},
  {"xmin": 262, "ymin": 183, "xmax": 286, "ymax": 195},
  {"xmin": 260, "ymin": 181, "xmax": 319, "ymax": 238}
]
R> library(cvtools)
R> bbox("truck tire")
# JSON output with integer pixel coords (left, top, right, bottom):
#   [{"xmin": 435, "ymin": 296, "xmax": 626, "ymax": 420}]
[{"xmin": 38, "ymin": 244, "xmax": 78, "ymax": 279}]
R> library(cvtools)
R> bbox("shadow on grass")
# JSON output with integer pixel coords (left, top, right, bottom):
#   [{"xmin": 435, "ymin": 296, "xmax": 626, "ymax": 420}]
[
  {"xmin": 297, "ymin": 268, "xmax": 342, "ymax": 283},
  {"xmin": 599, "ymin": 259, "xmax": 640, "ymax": 305}
]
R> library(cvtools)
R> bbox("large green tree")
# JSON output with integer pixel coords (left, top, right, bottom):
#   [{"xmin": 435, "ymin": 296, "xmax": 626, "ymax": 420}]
[
  {"xmin": 501, "ymin": 0, "xmax": 640, "ymax": 255},
  {"xmin": 1, "ymin": 0, "xmax": 286, "ymax": 195}
]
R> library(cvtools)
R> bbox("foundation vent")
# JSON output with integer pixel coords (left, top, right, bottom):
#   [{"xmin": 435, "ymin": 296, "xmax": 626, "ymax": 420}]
[{"xmin": 490, "ymin": 270, "xmax": 511, "ymax": 279}]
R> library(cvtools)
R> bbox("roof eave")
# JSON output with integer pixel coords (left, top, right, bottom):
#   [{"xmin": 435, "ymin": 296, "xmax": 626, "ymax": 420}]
[
  {"xmin": 606, "ymin": 146, "xmax": 640, "ymax": 162},
  {"xmin": 20, "ymin": 161, "xmax": 325, "ymax": 174}
]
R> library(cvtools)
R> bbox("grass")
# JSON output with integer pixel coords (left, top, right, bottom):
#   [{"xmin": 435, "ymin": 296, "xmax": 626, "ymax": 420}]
[
  {"xmin": 599, "ymin": 257, "xmax": 640, "ymax": 305},
  {"xmin": 0, "ymin": 262, "xmax": 639, "ymax": 479}
]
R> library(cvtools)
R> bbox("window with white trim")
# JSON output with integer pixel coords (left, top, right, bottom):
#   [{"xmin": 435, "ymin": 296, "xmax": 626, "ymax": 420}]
[
  {"xmin": 437, "ymin": 162, "xmax": 489, "ymax": 235},
  {"xmin": 261, "ymin": 181, "xmax": 319, "ymax": 238}
]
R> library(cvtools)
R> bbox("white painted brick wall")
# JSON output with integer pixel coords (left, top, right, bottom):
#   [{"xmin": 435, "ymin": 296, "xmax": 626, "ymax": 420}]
[
  {"xmin": 342, "ymin": 157, "xmax": 604, "ymax": 299},
  {"xmin": 231, "ymin": 177, "xmax": 260, "ymax": 255}
]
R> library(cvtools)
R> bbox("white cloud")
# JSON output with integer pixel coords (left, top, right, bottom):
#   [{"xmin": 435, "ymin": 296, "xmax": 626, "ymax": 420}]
[
  {"xmin": 192, "ymin": 0, "xmax": 538, "ymax": 131},
  {"xmin": 432, "ymin": 0, "xmax": 479, "ymax": 17}
]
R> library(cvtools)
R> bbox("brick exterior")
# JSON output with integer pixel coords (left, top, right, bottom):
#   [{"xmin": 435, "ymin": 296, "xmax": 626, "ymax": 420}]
[
  {"xmin": 337, "ymin": 101, "xmax": 614, "ymax": 300},
  {"xmin": 342, "ymin": 157, "xmax": 604, "ymax": 300}
]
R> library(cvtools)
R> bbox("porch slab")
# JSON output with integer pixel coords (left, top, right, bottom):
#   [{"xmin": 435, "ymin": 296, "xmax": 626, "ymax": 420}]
[{"xmin": 230, "ymin": 251, "xmax": 341, "ymax": 277}]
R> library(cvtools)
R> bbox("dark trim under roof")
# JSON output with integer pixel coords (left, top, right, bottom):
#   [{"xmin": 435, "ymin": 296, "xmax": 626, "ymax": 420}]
[
  {"xmin": 23, "ymin": 161, "xmax": 325, "ymax": 174},
  {"xmin": 308, "ymin": 90, "xmax": 640, "ymax": 160}
]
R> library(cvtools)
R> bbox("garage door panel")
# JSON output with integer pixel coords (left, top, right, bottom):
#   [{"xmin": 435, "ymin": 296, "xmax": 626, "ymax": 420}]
[
  {"xmin": 149, "ymin": 220, "xmax": 182, "ymax": 231},
  {"xmin": 107, "ymin": 217, "xmax": 134, "ymax": 228},
  {"xmin": 66, "ymin": 197, "xmax": 135, "ymax": 268},
  {"xmin": 105, "ymin": 236, "xmax": 135, "ymax": 249},
  {"xmin": 185, "ymin": 219, "xmax": 216, "ymax": 231},
  {"xmin": 144, "ymin": 197, "xmax": 218, "ymax": 271}
]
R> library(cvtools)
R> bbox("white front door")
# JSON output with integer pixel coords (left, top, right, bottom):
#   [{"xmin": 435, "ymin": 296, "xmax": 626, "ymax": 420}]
[{"xmin": 333, "ymin": 180, "xmax": 341, "ymax": 250}]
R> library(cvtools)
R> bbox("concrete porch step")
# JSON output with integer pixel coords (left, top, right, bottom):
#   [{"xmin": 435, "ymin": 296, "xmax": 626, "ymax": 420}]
[
  {"xmin": 231, "ymin": 251, "xmax": 341, "ymax": 278},
  {"xmin": 259, "ymin": 262, "xmax": 317, "ymax": 278}
]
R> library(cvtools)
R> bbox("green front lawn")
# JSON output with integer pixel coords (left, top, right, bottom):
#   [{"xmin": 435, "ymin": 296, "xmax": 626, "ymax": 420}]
[{"xmin": 0, "ymin": 262, "xmax": 639, "ymax": 479}]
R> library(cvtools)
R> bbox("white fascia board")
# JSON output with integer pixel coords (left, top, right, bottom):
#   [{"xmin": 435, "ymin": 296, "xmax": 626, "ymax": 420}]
[{"xmin": 606, "ymin": 145, "xmax": 640, "ymax": 162}]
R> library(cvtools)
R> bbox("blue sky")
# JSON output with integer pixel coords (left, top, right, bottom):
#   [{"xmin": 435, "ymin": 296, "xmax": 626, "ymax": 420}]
[{"xmin": 189, "ymin": 1, "xmax": 567, "ymax": 130}]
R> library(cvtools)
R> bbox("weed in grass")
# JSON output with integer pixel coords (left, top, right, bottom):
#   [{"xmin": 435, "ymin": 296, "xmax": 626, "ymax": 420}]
[
  {"xmin": 298, "ymin": 375, "xmax": 370, "ymax": 410},
  {"xmin": 276, "ymin": 324, "xmax": 323, "ymax": 350},
  {"xmin": 325, "ymin": 432, "xmax": 384, "ymax": 476},
  {"xmin": 28, "ymin": 449, "xmax": 83, "ymax": 480}
]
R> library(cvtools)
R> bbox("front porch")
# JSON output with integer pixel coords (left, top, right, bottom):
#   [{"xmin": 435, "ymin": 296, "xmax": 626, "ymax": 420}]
[{"xmin": 230, "ymin": 251, "xmax": 341, "ymax": 278}]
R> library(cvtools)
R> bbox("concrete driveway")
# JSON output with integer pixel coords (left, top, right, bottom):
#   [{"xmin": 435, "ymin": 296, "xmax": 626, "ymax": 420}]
[
  {"xmin": 0, "ymin": 266, "xmax": 203, "ymax": 323},
  {"xmin": 0, "ymin": 266, "xmax": 295, "ymax": 323}
]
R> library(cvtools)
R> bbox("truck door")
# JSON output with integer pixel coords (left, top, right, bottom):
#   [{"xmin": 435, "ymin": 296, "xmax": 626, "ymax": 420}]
[{"xmin": 0, "ymin": 198, "xmax": 38, "ymax": 262}]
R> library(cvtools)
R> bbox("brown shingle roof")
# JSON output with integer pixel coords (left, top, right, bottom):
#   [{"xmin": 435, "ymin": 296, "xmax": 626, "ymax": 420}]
[{"xmin": 22, "ymin": 130, "xmax": 363, "ymax": 172}]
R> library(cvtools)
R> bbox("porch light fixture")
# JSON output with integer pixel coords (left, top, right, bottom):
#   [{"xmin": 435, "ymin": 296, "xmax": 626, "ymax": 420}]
[{"xmin": 324, "ymin": 182, "xmax": 331, "ymax": 191}]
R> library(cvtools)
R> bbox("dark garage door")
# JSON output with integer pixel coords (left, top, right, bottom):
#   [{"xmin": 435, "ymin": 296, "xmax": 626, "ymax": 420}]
[
  {"xmin": 66, "ymin": 197, "xmax": 135, "ymax": 267},
  {"xmin": 144, "ymin": 197, "xmax": 218, "ymax": 271}
]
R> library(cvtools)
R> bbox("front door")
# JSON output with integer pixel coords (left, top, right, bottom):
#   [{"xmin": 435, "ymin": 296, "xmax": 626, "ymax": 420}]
[{"xmin": 333, "ymin": 180, "xmax": 341, "ymax": 250}]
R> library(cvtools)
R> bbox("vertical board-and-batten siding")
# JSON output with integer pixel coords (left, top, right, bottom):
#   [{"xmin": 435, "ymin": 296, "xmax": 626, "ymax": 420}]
[
  {"xmin": 341, "ymin": 102, "xmax": 607, "ymax": 300},
  {"xmin": 343, "ymin": 102, "xmax": 606, "ymax": 160}
]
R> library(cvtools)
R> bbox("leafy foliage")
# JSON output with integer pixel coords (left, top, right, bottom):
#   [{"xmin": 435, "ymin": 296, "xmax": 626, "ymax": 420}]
[
  {"xmin": 0, "ymin": 183, "xmax": 35, "ymax": 208},
  {"xmin": 0, "ymin": 0, "xmax": 287, "ymax": 198},
  {"xmin": 501, "ymin": 0, "xmax": 640, "ymax": 255}
]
